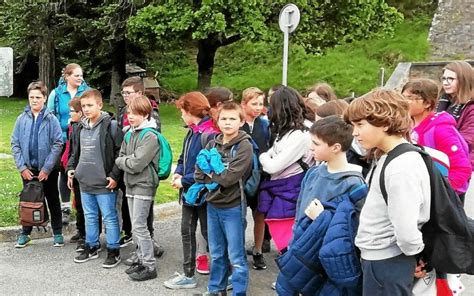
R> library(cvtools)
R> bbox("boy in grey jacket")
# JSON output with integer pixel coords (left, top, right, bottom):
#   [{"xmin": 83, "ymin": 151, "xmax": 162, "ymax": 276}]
[{"xmin": 115, "ymin": 96, "xmax": 160, "ymax": 281}]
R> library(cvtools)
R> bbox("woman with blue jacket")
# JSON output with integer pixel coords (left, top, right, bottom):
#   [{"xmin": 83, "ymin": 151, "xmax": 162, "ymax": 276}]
[
  {"xmin": 47, "ymin": 63, "xmax": 89, "ymax": 224},
  {"xmin": 11, "ymin": 81, "xmax": 64, "ymax": 248}
]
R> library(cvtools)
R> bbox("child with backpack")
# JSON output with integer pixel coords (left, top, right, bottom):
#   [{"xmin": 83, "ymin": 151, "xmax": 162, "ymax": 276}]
[
  {"xmin": 240, "ymin": 87, "xmax": 272, "ymax": 270},
  {"xmin": 276, "ymin": 115, "xmax": 367, "ymax": 295},
  {"xmin": 67, "ymin": 89, "xmax": 123, "ymax": 268},
  {"xmin": 12, "ymin": 81, "xmax": 64, "ymax": 248},
  {"xmin": 345, "ymin": 89, "xmax": 431, "ymax": 296},
  {"xmin": 115, "ymin": 96, "xmax": 160, "ymax": 281},
  {"xmin": 163, "ymin": 91, "xmax": 220, "ymax": 290},
  {"xmin": 194, "ymin": 101, "xmax": 253, "ymax": 296}
]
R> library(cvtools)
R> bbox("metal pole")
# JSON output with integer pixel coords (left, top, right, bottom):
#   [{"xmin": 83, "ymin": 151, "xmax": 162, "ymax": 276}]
[
  {"xmin": 282, "ymin": 30, "xmax": 289, "ymax": 86},
  {"xmin": 380, "ymin": 67, "xmax": 385, "ymax": 87}
]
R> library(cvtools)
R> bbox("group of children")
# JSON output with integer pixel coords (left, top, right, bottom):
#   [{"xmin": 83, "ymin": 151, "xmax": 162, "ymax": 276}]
[{"xmin": 11, "ymin": 60, "xmax": 474, "ymax": 295}]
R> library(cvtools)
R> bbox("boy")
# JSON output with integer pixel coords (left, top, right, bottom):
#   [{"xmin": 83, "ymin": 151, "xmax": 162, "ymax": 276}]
[
  {"xmin": 276, "ymin": 116, "xmax": 366, "ymax": 295},
  {"xmin": 195, "ymin": 102, "xmax": 253, "ymax": 296},
  {"xmin": 67, "ymin": 89, "xmax": 123, "ymax": 268},
  {"xmin": 345, "ymin": 89, "xmax": 431, "ymax": 296},
  {"xmin": 118, "ymin": 77, "xmax": 164, "ymax": 262},
  {"xmin": 12, "ymin": 81, "xmax": 64, "ymax": 248},
  {"xmin": 115, "ymin": 96, "xmax": 160, "ymax": 281}
]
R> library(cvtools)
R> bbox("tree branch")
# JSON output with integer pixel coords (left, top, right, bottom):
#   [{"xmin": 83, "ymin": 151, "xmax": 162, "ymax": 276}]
[{"xmin": 221, "ymin": 34, "xmax": 241, "ymax": 47}]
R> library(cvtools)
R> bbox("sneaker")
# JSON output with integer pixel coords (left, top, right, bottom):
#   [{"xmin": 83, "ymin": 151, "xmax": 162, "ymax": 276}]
[
  {"xmin": 70, "ymin": 233, "xmax": 84, "ymax": 243},
  {"xmin": 163, "ymin": 272, "xmax": 198, "ymax": 289},
  {"xmin": 125, "ymin": 262, "xmax": 145, "ymax": 275},
  {"xmin": 62, "ymin": 208, "xmax": 71, "ymax": 225},
  {"xmin": 102, "ymin": 248, "xmax": 121, "ymax": 268},
  {"xmin": 129, "ymin": 266, "xmax": 157, "ymax": 281},
  {"xmin": 196, "ymin": 254, "xmax": 210, "ymax": 274},
  {"xmin": 53, "ymin": 234, "xmax": 65, "ymax": 247},
  {"xmin": 262, "ymin": 239, "xmax": 271, "ymax": 253},
  {"xmin": 74, "ymin": 245, "xmax": 100, "ymax": 263},
  {"xmin": 124, "ymin": 252, "xmax": 139, "ymax": 266},
  {"xmin": 15, "ymin": 234, "xmax": 31, "ymax": 248},
  {"xmin": 119, "ymin": 233, "xmax": 133, "ymax": 248},
  {"xmin": 76, "ymin": 240, "xmax": 85, "ymax": 253},
  {"xmin": 252, "ymin": 252, "xmax": 267, "ymax": 270},
  {"xmin": 153, "ymin": 241, "xmax": 165, "ymax": 258}
]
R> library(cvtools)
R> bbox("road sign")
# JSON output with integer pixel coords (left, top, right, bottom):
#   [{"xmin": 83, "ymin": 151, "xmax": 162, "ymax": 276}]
[
  {"xmin": 0, "ymin": 47, "xmax": 13, "ymax": 97},
  {"xmin": 279, "ymin": 4, "xmax": 300, "ymax": 86}
]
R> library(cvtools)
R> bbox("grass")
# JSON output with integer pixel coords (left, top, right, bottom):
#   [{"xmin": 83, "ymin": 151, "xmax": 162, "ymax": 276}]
[
  {"xmin": 157, "ymin": 17, "xmax": 431, "ymax": 98},
  {"xmin": 0, "ymin": 97, "xmax": 186, "ymax": 226}
]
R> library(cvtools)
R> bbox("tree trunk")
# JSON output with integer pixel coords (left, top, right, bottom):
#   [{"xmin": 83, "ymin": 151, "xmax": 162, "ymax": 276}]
[
  {"xmin": 197, "ymin": 39, "xmax": 218, "ymax": 90},
  {"xmin": 38, "ymin": 32, "xmax": 55, "ymax": 93},
  {"xmin": 109, "ymin": 39, "xmax": 127, "ymax": 109}
]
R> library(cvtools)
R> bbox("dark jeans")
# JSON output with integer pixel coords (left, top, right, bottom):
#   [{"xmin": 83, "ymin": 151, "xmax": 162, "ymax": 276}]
[
  {"xmin": 120, "ymin": 182, "xmax": 155, "ymax": 237},
  {"xmin": 181, "ymin": 203, "xmax": 208, "ymax": 277},
  {"xmin": 361, "ymin": 254, "xmax": 416, "ymax": 296},
  {"xmin": 73, "ymin": 178, "xmax": 101, "ymax": 236},
  {"xmin": 21, "ymin": 169, "xmax": 62, "ymax": 235}
]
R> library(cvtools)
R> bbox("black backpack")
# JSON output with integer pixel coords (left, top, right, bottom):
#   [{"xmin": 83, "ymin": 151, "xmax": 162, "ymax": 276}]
[
  {"xmin": 19, "ymin": 179, "xmax": 49, "ymax": 227},
  {"xmin": 377, "ymin": 143, "xmax": 474, "ymax": 274}
]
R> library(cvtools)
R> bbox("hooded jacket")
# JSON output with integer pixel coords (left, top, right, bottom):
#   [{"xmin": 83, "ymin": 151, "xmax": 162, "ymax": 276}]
[
  {"xmin": 175, "ymin": 117, "xmax": 220, "ymax": 200},
  {"xmin": 115, "ymin": 119, "xmax": 160, "ymax": 198},
  {"xmin": 11, "ymin": 106, "xmax": 63, "ymax": 174},
  {"xmin": 67, "ymin": 112, "xmax": 123, "ymax": 192},
  {"xmin": 413, "ymin": 111, "xmax": 471, "ymax": 193},
  {"xmin": 195, "ymin": 131, "xmax": 253, "ymax": 208},
  {"xmin": 47, "ymin": 79, "xmax": 89, "ymax": 142}
]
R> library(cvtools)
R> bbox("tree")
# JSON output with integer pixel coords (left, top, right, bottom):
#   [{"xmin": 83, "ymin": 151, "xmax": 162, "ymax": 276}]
[{"xmin": 127, "ymin": 0, "xmax": 402, "ymax": 90}]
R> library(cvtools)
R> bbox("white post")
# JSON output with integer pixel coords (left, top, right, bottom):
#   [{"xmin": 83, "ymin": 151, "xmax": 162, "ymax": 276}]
[{"xmin": 282, "ymin": 30, "xmax": 289, "ymax": 86}]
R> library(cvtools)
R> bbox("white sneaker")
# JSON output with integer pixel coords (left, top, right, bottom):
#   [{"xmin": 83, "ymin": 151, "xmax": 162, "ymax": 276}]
[{"xmin": 163, "ymin": 272, "xmax": 198, "ymax": 289}]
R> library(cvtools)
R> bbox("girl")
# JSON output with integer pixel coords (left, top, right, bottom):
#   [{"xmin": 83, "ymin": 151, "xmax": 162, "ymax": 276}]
[
  {"xmin": 257, "ymin": 86, "xmax": 314, "ymax": 253},
  {"xmin": 48, "ymin": 63, "xmax": 89, "ymax": 224},
  {"xmin": 12, "ymin": 81, "xmax": 64, "ymax": 248},
  {"xmin": 436, "ymin": 61, "xmax": 474, "ymax": 167},
  {"xmin": 403, "ymin": 79, "xmax": 471, "ymax": 199},
  {"xmin": 240, "ymin": 87, "xmax": 271, "ymax": 270},
  {"xmin": 164, "ymin": 91, "xmax": 220, "ymax": 290}
]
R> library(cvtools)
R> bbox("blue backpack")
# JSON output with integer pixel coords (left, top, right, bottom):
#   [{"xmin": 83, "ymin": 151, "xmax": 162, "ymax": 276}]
[
  {"xmin": 124, "ymin": 127, "xmax": 173, "ymax": 180},
  {"xmin": 231, "ymin": 138, "xmax": 261, "ymax": 201}
]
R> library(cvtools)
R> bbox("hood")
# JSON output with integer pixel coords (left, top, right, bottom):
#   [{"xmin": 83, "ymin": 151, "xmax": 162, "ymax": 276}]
[
  {"xmin": 80, "ymin": 111, "xmax": 110, "ymax": 129},
  {"xmin": 56, "ymin": 78, "xmax": 89, "ymax": 94},
  {"xmin": 130, "ymin": 118, "xmax": 157, "ymax": 132},
  {"xmin": 189, "ymin": 116, "xmax": 220, "ymax": 134},
  {"xmin": 214, "ymin": 130, "xmax": 251, "ymax": 148},
  {"xmin": 317, "ymin": 163, "xmax": 364, "ymax": 181}
]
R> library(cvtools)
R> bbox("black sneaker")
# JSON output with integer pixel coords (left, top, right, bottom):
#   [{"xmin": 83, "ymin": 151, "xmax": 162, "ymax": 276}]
[
  {"xmin": 129, "ymin": 266, "xmax": 157, "ymax": 281},
  {"xmin": 125, "ymin": 262, "xmax": 145, "ymax": 275},
  {"xmin": 74, "ymin": 245, "xmax": 100, "ymax": 263},
  {"xmin": 119, "ymin": 234, "xmax": 133, "ymax": 248},
  {"xmin": 76, "ymin": 240, "xmax": 86, "ymax": 253},
  {"xmin": 70, "ymin": 233, "xmax": 84, "ymax": 243},
  {"xmin": 252, "ymin": 252, "xmax": 267, "ymax": 270},
  {"xmin": 102, "ymin": 248, "xmax": 121, "ymax": 268}
]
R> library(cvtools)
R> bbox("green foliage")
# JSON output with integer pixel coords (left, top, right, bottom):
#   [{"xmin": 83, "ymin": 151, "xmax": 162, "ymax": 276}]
[
  {"xmin": 158, "ymin": 17, "xmax": 431, "ymax": 97},
  {"xmin": 387, "ymin": 0, "xmax": 437, "ymax": 18}
]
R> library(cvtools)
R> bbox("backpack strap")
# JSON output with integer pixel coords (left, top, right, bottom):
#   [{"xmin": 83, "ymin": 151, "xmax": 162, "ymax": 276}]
[{"xmin": 378, "ymin": 143, "xmax": 427, "ymax": 204}]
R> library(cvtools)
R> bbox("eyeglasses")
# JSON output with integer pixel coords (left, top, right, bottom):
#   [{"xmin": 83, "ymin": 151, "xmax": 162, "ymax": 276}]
[
  {"xmin": 69, "ymin": 109, "xmax": 79, "ymax": 113},
  {"xmin": 440, "ymin": 76, "xmax": 457, "ymax": 84},
  {"xmin": 121, "ymin": 91, "xmax": 137, "ymax": 97}
]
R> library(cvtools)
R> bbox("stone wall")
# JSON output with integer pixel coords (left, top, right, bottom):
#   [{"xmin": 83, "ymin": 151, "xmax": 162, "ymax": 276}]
[{"xmin": 429, "ymin": 0, "xmax": 474, "ymax": 58}]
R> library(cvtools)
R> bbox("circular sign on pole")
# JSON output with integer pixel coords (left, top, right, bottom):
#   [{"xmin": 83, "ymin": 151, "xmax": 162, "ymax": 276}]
[{"xmin": 278, "ymin": 4, "xmax": 301, "ymax": 34}]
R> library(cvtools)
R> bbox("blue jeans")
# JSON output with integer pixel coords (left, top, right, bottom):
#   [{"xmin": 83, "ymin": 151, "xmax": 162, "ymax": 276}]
[
  {"xmin": 207, "ymin": 203, "xmax": 248, "ymax": 295},
  {"xmin": 81, "ymin": 191, "xmax": 120, "ymax": 249}
]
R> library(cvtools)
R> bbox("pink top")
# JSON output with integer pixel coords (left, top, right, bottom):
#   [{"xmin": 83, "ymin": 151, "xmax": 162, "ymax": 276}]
[{"xmin": 413, "ymin": 112, "xmax": 471, "ymax": 193}]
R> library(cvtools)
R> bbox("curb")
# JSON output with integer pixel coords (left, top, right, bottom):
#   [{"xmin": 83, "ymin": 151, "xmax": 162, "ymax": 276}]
[{"xmin": 0, "ymin": 201, "xmax": 181, "ymax": 243}]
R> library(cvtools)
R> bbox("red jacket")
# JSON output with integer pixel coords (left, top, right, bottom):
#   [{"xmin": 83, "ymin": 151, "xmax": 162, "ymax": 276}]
[{"xmin": 413, "ymin": 112, "xmax": 471, "ymax": 193}]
